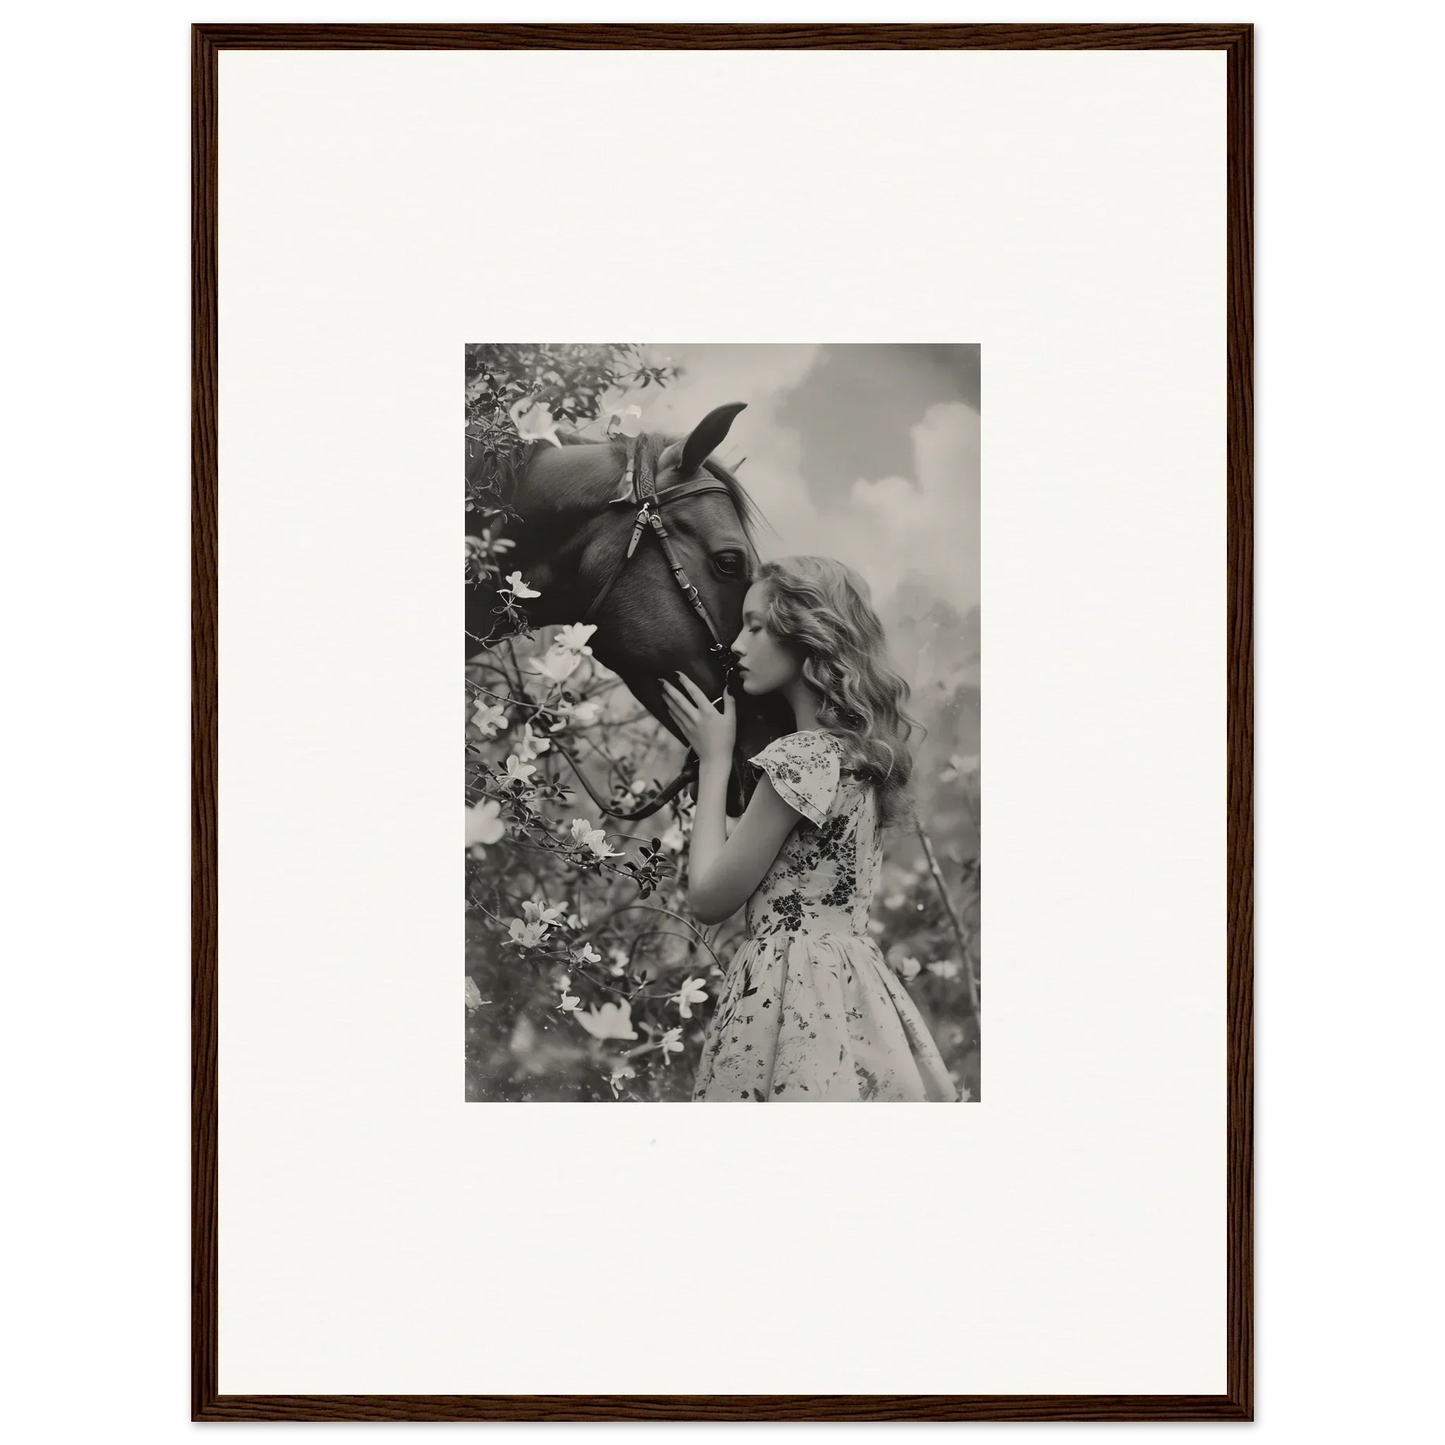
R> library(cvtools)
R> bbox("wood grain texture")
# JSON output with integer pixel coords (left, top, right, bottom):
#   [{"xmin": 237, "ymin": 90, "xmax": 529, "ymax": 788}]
[
  {"xmin": 190, "ymin": 18, "xmax": 220, "ymax": 1427},
  {"xmin": 192, "ymin": 21, "xmax": 1253, "ymax": 1424},
  {"xmin": 1224, "ymin": 22, "xmax": 1256, "ymax": 1426}
]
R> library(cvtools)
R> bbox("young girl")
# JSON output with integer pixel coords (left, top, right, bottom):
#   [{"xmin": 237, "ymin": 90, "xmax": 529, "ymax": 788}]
[{"xmin": 660, "ymin": 555, "xmax": 957, "ymax": 1102}]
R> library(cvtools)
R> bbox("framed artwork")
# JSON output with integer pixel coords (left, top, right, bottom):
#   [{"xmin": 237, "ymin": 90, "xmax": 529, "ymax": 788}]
[{"xmin": 194, "ymin": 22, "xmax": 1252, "ymax": 1422}]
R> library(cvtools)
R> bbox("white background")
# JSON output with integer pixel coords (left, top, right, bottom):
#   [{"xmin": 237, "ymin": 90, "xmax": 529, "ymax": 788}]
[{"xmin": 218, "ymin": 44, "xmax": 1222, "ymax": 1396}]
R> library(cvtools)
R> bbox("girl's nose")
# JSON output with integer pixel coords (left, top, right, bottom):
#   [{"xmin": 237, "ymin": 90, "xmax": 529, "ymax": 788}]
[{"xmin": 730, "ymin": 634, "xmax": 745, "ymax": 656}]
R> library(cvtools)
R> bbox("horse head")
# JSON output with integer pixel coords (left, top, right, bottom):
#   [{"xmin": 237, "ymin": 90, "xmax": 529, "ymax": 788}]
[{"xmin": 467, "ymin": 402, "xmax": 792, "ymax": 814}]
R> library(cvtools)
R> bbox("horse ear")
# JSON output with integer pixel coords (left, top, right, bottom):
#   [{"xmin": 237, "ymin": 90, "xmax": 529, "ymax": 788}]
[{"xmin": 671, "ymin": 402, "xmax": 747, "ymax": 479}]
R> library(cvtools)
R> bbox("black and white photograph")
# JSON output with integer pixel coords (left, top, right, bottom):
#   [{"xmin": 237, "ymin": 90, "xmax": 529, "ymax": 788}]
[{"xmin": 465, "ymin": 344, "xmax": 981, "ymax": 1101}]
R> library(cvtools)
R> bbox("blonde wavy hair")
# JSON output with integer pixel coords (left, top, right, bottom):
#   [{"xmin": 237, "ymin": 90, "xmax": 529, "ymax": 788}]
[{"xmin": 754, "ymin": 556, "xmax": 921, "ymax": 829}]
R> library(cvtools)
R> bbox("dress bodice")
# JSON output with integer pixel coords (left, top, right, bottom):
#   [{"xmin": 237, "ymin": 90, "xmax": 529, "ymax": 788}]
[{"xmin": 744, "ymin": 730, "xmax": 882, "ymax": 941}]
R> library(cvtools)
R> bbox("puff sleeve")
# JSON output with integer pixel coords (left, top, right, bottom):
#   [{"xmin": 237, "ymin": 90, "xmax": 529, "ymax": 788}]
[{"xmin": 749, "ymin": 731, "xmax": 841, "ymax": 827}]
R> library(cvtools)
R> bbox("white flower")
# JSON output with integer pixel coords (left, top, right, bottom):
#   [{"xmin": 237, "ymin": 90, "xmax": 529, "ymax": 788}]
[
  {"xmin": 927, "ymin": 959, "xmax": 962, "ymax": 980},
  {"xmin": 604, "ymin": 403, "xmax": 644, "ymax": 437},
  {"xmin": 467, "ymin": 526, "xmax": 514, "ymax": 557},
  {"xmin": 526, "ymin": 647, "xmax": 582, "ymax": 684},
  {"xmin": 465, "ymin": 976, "xmax": 485, "ymax": 1011},
  {"xmin": 867, "ymin": 918, "xmax": 886, "ymax": 937},
  {"xmin": 508, "ymin": 396, "xmax": 564, "ymax": 447},
  {"xmin": 522, "ymin": 900, "xmax": 567, "ymax": 930},
  {"xmin": 607, "ymin": 947, "xmax": 629, "ymax": 977},
  {"xmin": 570, "ymin": 817, "xmax": 622, "ymax": 859},
  {"xmin": 465, "ymin": 798, "xmax": 505, "ymax": 851},
  {"xmin": 565, "ymin": 699, "xmax": 603, "ymax": 728},
  {"xmin": 503, "ymin": 755, "xmax": 537, "ymax": 784},
  {"xmin": 515, "ymin": 723, "xmax": 551, "ymax": 760},
  {"xmin": 896, "ymin": 955, "xmax": 922, "ymax": 982},
  {"xmin": 884, "ymin": 891, "xmax": 905, "ymax": 910},
  {"xmin": 628, "ymin": 778, "xmax": 651, "ymax": 797},
  {"xmin": 575, "ymin": 1000, "xmax": 638, "ymax": 1041},
  {"xmin": 607, "ymin": 1061, "xmax": 637, "ymax": 1096},
  {"xmin": 501, "ymin": 570, "xmax": 541, "ymax": 599},
  {"xmin": 508, "ymin": 918, "xmax": 548, "ymax": 949},
  {"xmin": 555, "ymin": 975, "xmax": 581, "ymax": 1013},
  {"xmin": 659, "ymin": 1027, "xmax": 684, "ymax": 1054},
  {"xmin": 672, "ymin": 976, "xmax": 708, "ymax": 1019},
  {"xmin": 659, "ymin": 822, "xmax": 687, "ymax": 853},
  {"xmin": 574, "ymin": 942, "xmax": 602, "ymax": 965},
  {"xmin": 470, "ymin": 700, "xmax": 509, "ymax": 738},
  {"xmin": 553, "ymin": 623, "xmax": 597, "ymax": 656}
]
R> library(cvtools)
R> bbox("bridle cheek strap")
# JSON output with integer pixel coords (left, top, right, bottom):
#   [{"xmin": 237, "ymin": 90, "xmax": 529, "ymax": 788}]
[
  {"xmin": 565, "ymin": 432, "xmax": 745, "ymax": 819},
  {"xmin": 581, "ymin": 434, "xmax": 736, "ymax": 671}
]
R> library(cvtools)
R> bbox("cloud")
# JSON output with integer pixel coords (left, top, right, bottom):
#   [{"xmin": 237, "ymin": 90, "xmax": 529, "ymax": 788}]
[
  {"xmin": 627, "ymin": 346, "xmax": 980, "ymax": 614},
  {"xmin": 763, "ymin": 400, "xmax": 980, "ymax": 616}
]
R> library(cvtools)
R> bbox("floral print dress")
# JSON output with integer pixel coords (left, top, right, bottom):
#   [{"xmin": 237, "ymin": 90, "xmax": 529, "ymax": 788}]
[{"xmin": 693, "ymin": 730, "xmax": 958, "ymax": 1102}]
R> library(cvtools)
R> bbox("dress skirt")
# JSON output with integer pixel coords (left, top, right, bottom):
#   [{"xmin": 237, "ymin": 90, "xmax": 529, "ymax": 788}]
[{"xmin": 692, "ymin": 930, "xmax": 958, "ymax": 1102}]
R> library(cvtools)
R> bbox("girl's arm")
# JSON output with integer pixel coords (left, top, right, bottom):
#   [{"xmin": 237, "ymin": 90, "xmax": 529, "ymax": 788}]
[{"xmin": 660, "ymin": 675, "xmax": 805, "ymax": 926}]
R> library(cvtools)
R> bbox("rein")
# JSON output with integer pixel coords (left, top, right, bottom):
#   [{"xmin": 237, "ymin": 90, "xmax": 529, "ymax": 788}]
[{"xmin": 568, "ymin": 432, "xmax": 743, "ymax": 821}]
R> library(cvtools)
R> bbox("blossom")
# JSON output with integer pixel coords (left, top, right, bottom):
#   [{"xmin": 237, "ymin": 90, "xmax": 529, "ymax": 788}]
[
  {"xmin": 522, "ymin": 900, "xmax": 567, "ymax": 930},
  {"xmin": 501, "ymin": 570, "xmax": 541, "ymax": 599},
  {"xmin": 927, "ymin": 960, "xmax": 962, "ymax": 980},
  {"xmin": 503, "ymin": 755, "xmax": 537, "ymax": 784},
  {"xmin": 604, "ymin": 403, "xmax": 644, "ymax": 437},
  {"xmin": 659, "ymin": 822, "xmax": 687, "ymax": 853},
  {"xmin": 526, "ymin": 647, "xmax": 582, "ymax": 684},
  {"xmin": 508, "ymin": 396, "xmax": 563, "ymax": 447},
  {"xmin": 867, "ymin": 918, "xmax": 886, "ymax": 937},
  {"xmin": 628, "ymin": 778, "xmax": 651, "ymax": 797},
  {"xmin": 884, "ymin": 891, "xmax": 906, "ymax": 910},
  {"xmin": 567, "ymin": 913, "xmax": 584, "ymax": 930},
  {"xmin": 607, "ymin": 947, "xmax": 629, "ymax": 977},
  {"xmin": 895, "ymin": 955, "xmax": 922, "ymax": 981},
  {"xmin": 672, "ymin": 976, "xmax": 708, "ymax": 1019},
  {"xmin": 514, "ymin": 722, "xmax": 551, "ymax": 760},
  {"xmin": 565, "ymin": 699, "xmax": 603, "ymax": 728},
  {"xmin": 555, "ymin": 974, "xmax": 581, "ymax": 1013},
  {"xmin": 508, "ymin": 918, "xmax": 548, "ymax": 949},
  {"xmin": 575, "ymin": 1000, "xmax": 638, "ymax": 1041},
  {"xmin": 939, "ymin": 753, "xmax": 980, "ymax": 783},
  {"xmin": 584, "ymin": 832, "xmax": 624, "ymax": 860},
  {"xmin": 659, "ymin": 1027, "xmax": 684, "ymax": 1054},
  {"xmin": 465, "ymin": 976, "xmax": 485, "ymax": 1012},
  {"xmin": 470, "ymin": 700, "xmax": 509, "ymax": 738},
  {"xmin": 569, "ymin": 817, "xmax": 623, "ymax": 859},
  {"xmin": 465, "ymin": 798, "xmax": 505, "ymax": 851},
  {"xmin": 553, "ymin": 623, "xmax": 597, "ymax": 656},
  {"xmin": 607, "ymin": 1062, "xmax": 637, "ymax": 1096},
  {"xmin": 574, "ymin": 942, "xmax": 602, "ymax": 965},
  {"xmin": 467, "ymin": 526, "xmax": 515, "ymax": 557}
]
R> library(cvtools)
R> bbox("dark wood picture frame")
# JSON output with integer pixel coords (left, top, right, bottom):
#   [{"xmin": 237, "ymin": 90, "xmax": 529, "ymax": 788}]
[{"xmin": 193, "ymin": 21, "xmax": 1252, "ymax": 1423}]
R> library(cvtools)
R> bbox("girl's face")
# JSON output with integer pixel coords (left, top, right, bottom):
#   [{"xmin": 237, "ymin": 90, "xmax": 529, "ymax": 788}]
[{"xmin": 731, "ymin": 582, "xmax": 801, "ymax": 696}]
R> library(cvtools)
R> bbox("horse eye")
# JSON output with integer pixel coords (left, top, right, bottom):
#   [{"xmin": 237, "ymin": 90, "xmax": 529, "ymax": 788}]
[{"xmin": 712, "ymin": 551, "xmax": 746, "ymax": 577}]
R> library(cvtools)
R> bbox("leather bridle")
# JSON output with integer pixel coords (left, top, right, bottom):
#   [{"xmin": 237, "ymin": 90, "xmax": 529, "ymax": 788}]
[{"xmin": 560, "ymin": 432, "xmax": 750, "ymax": 822}]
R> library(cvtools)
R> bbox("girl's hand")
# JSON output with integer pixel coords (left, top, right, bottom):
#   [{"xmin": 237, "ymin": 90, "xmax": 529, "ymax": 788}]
[{"xmin": 660, "ymin": 674, "xmax": 736, "ymax": 766}]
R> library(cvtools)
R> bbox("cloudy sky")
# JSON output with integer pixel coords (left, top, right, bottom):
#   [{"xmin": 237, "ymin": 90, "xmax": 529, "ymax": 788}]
[{"xmin": 627, "ymin": 344, "xmax": 980, "ymax": 620}]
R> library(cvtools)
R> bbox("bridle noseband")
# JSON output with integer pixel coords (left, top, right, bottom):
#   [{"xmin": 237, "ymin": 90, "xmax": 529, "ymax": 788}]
[{"xmin": 561, "ymin": 432, "xmax": 748, "ymax": 821}]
